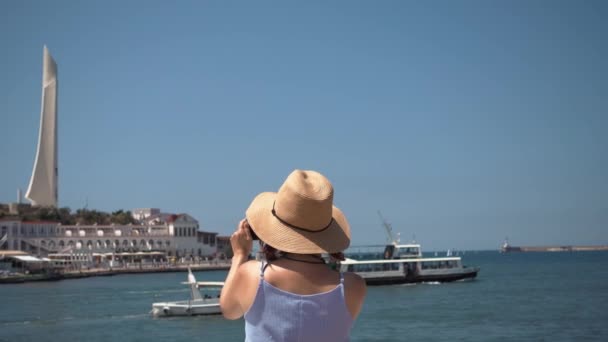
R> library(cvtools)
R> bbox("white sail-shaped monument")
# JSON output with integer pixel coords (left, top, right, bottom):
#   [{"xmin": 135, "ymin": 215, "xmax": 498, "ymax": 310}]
[{"xmin": 25, "ymin": 46, "xmax": 58, "ymax": 207}]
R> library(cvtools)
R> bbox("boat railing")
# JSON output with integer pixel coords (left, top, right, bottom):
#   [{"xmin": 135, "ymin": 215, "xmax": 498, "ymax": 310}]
[{"xmin": 342, "ymin": 256, "xmax": 463, "ymax": 265}]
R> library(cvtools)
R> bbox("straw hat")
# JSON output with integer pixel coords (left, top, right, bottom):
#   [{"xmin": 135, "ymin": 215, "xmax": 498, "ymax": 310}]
[{"xmin": 246, "ymin": 170, "xmax": 351, "ymax": 254}]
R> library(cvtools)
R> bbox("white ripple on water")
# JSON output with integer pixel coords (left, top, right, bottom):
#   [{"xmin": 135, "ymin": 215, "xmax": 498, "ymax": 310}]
[
  {"xmin": 0, "ymin": 313, "xmax": 150, "ymax": 327},
  {"xmin": 0, "ymin": 316, "xmax": 76, "ymax": 327},
  {"xmin": 125, "ymin": 288, "xmax": 188, "ymax": 295},
  {"xmin": 105, "ymin": 313, "xmax": 150, "ymax": 320}
]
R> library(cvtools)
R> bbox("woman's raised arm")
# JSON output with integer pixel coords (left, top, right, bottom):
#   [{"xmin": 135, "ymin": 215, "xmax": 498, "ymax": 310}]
[{"xmin": 219, "ymin": 219, "xmax": 252, "ymax": 319}]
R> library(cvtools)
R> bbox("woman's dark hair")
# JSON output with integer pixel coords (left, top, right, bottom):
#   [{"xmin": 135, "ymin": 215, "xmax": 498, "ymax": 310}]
[
  {"xmin": 331, "ymin": 252, "xmax": 345, "ymax": 262},
  {"xmin": 261, "ymin": 243, "xmax": 279, "ymax": 261},
  {"xmin": 261, "ymin": 243, "xmax": 345, "ymax": 262}
]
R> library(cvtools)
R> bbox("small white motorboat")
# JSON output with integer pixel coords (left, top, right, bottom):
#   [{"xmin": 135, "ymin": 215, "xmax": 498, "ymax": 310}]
[{"xmin": 151, "ymin": 268, "xmax": 224, "ymax": 317}]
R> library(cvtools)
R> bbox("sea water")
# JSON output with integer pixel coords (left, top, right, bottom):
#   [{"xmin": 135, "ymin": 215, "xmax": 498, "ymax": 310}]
[{"xmin": 1, "ymin": 251, "xmax": 607, "ymax": 341}]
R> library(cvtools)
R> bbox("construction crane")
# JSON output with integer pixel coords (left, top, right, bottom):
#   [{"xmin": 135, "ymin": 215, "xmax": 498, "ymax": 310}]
[{"xmin": 377, "ymin": 210, "xmax": 400, "ymax": 245}]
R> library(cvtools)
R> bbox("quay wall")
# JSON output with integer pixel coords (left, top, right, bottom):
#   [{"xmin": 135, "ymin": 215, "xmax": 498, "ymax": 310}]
[{"xmin": 0, "ymin": 262, "xmax": 230, "ymax": 284}]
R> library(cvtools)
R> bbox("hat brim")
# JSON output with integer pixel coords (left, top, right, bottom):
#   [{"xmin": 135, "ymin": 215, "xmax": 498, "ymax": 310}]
[{"xmin": 246, "ymin": 192, "xmax": 351, "ymax": 254}]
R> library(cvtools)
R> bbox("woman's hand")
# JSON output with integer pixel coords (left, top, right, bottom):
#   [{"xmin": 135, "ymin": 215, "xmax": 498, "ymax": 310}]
[{"xmin": 230, "ymin": 219, "xmax": 253, "ymax": 259}]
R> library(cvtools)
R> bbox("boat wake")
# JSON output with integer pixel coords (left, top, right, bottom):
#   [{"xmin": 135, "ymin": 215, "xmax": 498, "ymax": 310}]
[
  {"xmin": 106, "ymin": 313, "xmax": 150, "ymax": 320},
  {"xmin": 397, "ymin": 283, "xmax": 417, "ymax": 287},
  {"xmin": 422, "ymin": 281, "xmax": 442, "ymax": 285}
]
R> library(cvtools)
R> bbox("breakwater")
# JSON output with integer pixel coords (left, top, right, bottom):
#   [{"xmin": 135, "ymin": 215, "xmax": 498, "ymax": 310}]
[{"xmin": 502, "ymin": 245, "xmax": 608, "ymax": 253}]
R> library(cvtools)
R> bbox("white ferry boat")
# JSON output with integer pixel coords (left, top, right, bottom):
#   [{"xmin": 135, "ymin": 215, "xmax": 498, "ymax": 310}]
[
  {"xmin": 339, "ymin": 212, "xmax": 479, "ymax": 285},
  {"xmin": 340, "ymin": 243, "xmax": 479, "ymax": 285}
]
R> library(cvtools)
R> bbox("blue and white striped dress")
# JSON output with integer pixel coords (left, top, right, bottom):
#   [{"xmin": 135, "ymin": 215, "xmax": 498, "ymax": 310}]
[{"xmin": 244, "ymin": 262, "xmax": 353, "ymax": 342}]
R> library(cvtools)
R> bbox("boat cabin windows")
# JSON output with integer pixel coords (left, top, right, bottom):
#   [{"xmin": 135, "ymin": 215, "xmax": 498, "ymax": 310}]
[
  {"xmin": 347, "ymin": 262, "xmax": 401, "ymax": 273},
  {"xmin": 421, "ymin": 260, "xmax": 460, "ymax": 269},
  {"xmin": 396, "ymin": 247, "xmax": 420, "ymax": 258}
]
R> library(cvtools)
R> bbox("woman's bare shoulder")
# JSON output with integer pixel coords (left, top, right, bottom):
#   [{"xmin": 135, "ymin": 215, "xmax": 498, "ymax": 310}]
[
  {"xmin": 343, "ymin": 271, "xmax": 367, "ymax": 294},
  {"xmin": 238, "ymin": 259, "xmax": 262, "ymax": 276},
  {"xmin": 342, "ymin": 271, "xmax": 367, "ymax": 319}
]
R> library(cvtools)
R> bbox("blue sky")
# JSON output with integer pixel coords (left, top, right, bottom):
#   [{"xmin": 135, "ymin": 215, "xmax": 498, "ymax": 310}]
[{"xmin": 1, "ymin": 1, "xmax": 606, "ymax": 251}]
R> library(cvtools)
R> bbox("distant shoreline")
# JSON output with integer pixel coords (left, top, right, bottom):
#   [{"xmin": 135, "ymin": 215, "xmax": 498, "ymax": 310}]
[{"xmin": 0, "ymin": 263, "xmax": 230, "ymax": 284}]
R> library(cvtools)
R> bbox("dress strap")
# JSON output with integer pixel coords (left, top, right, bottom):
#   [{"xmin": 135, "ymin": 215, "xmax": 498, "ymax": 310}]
[
  {"xmin": 259, "ymin": 261, "xmax": 270, "ymax": 278},
  {"xmin": 339, "ymin": 271, "xmax": 345, "ymax": 297}
]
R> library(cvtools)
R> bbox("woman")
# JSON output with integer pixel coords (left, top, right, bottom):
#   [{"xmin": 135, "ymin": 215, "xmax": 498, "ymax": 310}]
[{"xmin": 220, "ymin": 170, "xmax": 367, "ymax": 341}]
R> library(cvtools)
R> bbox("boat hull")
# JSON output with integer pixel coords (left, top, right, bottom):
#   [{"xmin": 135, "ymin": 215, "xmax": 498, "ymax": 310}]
[
  {"xmin": 151, "ymin": 300, "xmax": 221, "ymax": 317},
  {"xmin": 360, "ymin": 267, "xmax": 479, "ymax": 286}
]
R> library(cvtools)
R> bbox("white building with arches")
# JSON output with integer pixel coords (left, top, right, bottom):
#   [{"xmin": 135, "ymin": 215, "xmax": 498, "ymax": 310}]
[{"xmin": 0, "ymin": 212, "xmax": 218, "ymax": 259}]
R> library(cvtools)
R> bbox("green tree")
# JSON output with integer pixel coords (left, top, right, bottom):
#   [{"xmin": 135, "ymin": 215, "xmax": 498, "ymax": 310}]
[{"xmin": 110, "ymin": 210, "xmax": 136, "ymax": 225}]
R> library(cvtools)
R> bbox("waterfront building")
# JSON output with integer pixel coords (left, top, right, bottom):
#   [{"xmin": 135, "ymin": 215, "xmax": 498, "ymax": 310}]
[
  {"xmin": 0, "ymin": 210, "xmax": 221, "ymax": 259},
  {"xmin": 216, "ymin": 236, "xmax": 233, "ymax": 259},
  {"xmin": 0, "ymin": 219, "xmax": 21, "ymax": 251},
  {"xmin": 0, "ymin": 250, "xmax": 48, "ymax": 275},
  {"xmin": 132, "ymin": 208, "xmax": 161, "ymax": 221}
]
